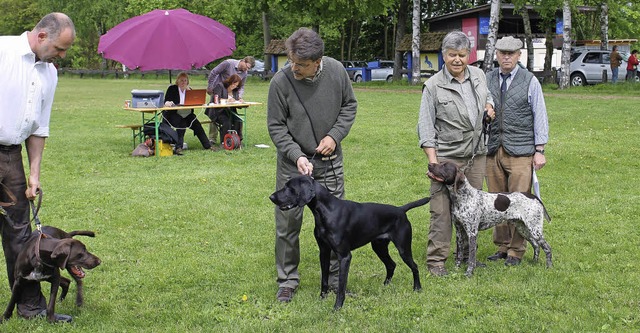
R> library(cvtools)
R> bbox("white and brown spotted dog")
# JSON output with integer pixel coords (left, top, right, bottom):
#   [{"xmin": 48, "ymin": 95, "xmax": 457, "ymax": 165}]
[{"xmin": 427, "ymin": 161, "xmax": 552, "ymax": 276}]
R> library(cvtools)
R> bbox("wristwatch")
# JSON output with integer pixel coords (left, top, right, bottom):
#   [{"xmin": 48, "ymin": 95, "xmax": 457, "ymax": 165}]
[{"xmin": 535, "ymin": 149, "xmax": 545, "ymax": 155}]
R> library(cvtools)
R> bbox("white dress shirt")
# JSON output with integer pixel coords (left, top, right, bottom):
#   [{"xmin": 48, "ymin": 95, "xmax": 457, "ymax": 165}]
[{"xmin": 0, "ymin": 32, "xmax": 57, "ymax": 145}]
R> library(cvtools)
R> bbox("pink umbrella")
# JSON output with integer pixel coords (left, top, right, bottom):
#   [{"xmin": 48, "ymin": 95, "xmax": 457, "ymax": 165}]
[{"xmin": 98, "ymin": 8, "xmax": 235, "ymax": 71}]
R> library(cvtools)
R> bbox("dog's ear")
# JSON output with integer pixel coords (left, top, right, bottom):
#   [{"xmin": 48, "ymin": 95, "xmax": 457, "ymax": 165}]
[
  {"xmin": 453, "ymin": 170, "xmax": 466, "ymax": 192},
  {"xmin": 297, "ymin": 176, "xmax": 316, "ymax": 206},
  {"xmin": 51, "ymin": 239, "xmax": 74, "ymax": 269}
]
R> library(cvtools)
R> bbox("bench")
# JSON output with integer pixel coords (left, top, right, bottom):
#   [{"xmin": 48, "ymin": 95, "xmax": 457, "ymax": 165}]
[{"xmin": 117, "ymin": 119, "xmax": 213, "ymax": 148}]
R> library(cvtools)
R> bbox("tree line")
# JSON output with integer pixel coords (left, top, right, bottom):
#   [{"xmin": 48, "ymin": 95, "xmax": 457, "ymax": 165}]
[{"xmin": 0, "ymin": 0, "xmax": 637, "ymax": 74}]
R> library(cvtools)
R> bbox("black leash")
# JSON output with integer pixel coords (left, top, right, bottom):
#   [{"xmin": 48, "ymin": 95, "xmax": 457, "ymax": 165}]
[
  {"xmin": 30, "ymin": 188, "xmax": 43, "ymax": 232},
  {"xmin": 30, "ymin": 189, "xmax": 49, "ymax": 267},
  {"xmin": 460, "ymin": 110, "xmax": 492, "ymax": 173}
]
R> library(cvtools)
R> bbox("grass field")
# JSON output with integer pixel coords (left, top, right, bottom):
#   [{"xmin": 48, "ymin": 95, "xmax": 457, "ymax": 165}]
[{"xmin": 0, "ymin": 75, "xmax": 639, "ymax": 332}]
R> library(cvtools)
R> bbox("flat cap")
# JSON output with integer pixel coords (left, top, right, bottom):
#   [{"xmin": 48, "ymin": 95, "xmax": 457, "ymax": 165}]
[{"xmin": 495, "ymin": 36, "xmax": 523, "ymax": 52}]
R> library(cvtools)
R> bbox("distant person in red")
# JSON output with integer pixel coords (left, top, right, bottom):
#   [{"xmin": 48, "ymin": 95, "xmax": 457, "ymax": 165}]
[{"xmin": 626, "ymin": 49, "xmax": 638, "ymax": 82}]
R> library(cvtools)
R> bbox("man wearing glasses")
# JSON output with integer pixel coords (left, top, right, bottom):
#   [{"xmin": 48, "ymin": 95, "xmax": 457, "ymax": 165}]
[
  {"xmin": 267, "ymin": 27, "xmax": 357, "ymax": 303},
  {"xmin": 206, "ymin": 56, "xmax": 255, "ymax": 143}
]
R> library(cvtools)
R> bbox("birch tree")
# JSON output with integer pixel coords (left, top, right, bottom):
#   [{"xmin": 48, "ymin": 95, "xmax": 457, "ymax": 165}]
[
  {"xmin": 600, "ymin": 2, "xmax": 608, "ymax": 50},
  {"xmin": 559, "ymin": 0, "xmax": 572, "ymax": 89},
  {"xmin": 411, "ymin": 0, "xmax": 421, "ymax": 85},
  {"xmin": 482, "ymin": 0, "xmax": 501, "ymax": 73},
  {"xmin": 516, "ymin": 3, "xmax": 535, "ymax": 71}
]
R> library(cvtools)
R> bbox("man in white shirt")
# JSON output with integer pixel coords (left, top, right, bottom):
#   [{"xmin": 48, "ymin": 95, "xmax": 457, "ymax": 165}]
[{"xmin": 0, "ymin": 12, "xmax": 75, "ymax": 323}]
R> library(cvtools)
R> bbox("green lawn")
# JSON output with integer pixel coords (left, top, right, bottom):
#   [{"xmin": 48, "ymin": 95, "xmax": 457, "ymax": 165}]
[{"xmin": 1, "ymin": 76, "xmax": 639, "ymax": 332}]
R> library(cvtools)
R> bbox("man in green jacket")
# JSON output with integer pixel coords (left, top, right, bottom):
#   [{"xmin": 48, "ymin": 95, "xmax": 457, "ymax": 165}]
[{"xmin": 418, "ymin": 31, "xmax": 494, "ymax": 277}]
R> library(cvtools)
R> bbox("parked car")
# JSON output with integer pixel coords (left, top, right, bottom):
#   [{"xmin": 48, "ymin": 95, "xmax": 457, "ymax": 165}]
[
  {"xmin": 341, "ymin": 60, "xmax": 367, "ymax": 82},
  {"xmin": 248, "ymin": 59, "xmax": 265, "ymax": 77},
  {"xmin": 364, "ymin": 60, "xmax": 407, "ymax": 82},
  {"xmin": 558, "ymin": 50, "xmax": 638, "ymax": 86},
  {"xmin": 370, "ymin": 60, "xmax": 398, "ymax": 82}
]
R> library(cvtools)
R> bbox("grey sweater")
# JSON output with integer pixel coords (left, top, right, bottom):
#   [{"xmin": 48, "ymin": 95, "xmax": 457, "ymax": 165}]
[{"xmin": 267, "ymin": 57, "xmax": 357, "ymax": 164}]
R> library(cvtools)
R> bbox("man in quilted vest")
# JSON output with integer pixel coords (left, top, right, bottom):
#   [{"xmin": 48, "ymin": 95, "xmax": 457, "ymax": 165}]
[{"xmin": 485, "ymin": 36, "xmax": 549, "ymax": 266}]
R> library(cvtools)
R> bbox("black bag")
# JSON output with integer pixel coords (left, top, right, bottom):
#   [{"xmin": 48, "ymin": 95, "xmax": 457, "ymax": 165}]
[{"xmin": 142, "ymin": 121, "xmax": 179, "ymax": 144}]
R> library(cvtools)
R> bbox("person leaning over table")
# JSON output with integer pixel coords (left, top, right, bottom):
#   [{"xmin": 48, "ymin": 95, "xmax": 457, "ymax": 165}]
[
  {"xmin": 267, "ymin": 27, "xmax": 357, "ymax": 303},
  {"xmin": 206, "ymin": 56, "xmax": 255, "ymax": 144},
  {"xmin": 0, "ymin": 12, "xmax": 75, "ymax": 323},
  {"xmin": 206, "ymin": 74, "xmax": 244, "ymax": 146},
  {"xmin": 163, "ymin": 72, "xmax": 219, "ymax": 155},
  {"xmin": 485, "ymin": 36, "xmax": 549, "ymax": 266},
  {"xmin": 418, "ymin": 30, "xmax": 494, "ymax": 277}
]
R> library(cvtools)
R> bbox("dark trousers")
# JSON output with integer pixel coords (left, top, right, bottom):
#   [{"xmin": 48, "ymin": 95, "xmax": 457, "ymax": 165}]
[
  {"xmin": 274, "ymin": 154, "xmax": 343, "ymax": 289},
  {"xmin": 162, "ymin": 111, "xmax": 212, "ymax": 149},
  {"xmin": 0, "ymin": 144, "xmax": 46, "ymax": 317},
  {"xmin": 207, "ymin": 108, "xmax": 243, "ymax": 143}
]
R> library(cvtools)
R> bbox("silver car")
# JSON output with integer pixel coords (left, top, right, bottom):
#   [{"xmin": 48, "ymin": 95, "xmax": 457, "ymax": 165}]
[
  {"xmin": 370, "ymin": 60, "xmax": 396, "ymax": 82},
  {"xmin": 341, "ymin": 60, "xmax": 367, "ymax": 82},
  {"xmin": 562, "ymin": 50, "xmax": 637, "ymax": 86}
]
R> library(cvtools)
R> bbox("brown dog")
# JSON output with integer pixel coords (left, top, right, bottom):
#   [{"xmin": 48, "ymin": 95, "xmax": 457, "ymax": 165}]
[
  {"xmin": 41, "ymin": 226, "xmax": 96, "ymax": 307},
  {"xmin": 1, "ymin": 230, "xmax": 100, "ymax": 323}
]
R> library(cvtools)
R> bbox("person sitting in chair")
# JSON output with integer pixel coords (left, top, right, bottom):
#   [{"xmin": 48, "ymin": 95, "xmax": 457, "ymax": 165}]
[
  {"xmin": 206, "ymin": 74, "xmax": 244, "ymax": 147},
  {"xmin": 163, "ymin": 72, "xmax": 219, "ymax": 154}
]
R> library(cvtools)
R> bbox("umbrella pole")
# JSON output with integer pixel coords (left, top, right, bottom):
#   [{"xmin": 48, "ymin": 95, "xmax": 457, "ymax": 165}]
[{"xmin": 169, "ymin": 70, "xmax": 172, "ymax": 84}]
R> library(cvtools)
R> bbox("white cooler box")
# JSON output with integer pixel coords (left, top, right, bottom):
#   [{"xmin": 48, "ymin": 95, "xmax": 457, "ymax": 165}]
[{"xmin": 131, "ymin": 89, "xmax": 165, "ymax": 108}]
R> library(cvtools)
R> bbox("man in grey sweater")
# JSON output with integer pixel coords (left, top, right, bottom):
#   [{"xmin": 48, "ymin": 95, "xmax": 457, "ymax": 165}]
[{"xmin": 267, "ymin": 27, "xmax": 357, "ymax": 303}]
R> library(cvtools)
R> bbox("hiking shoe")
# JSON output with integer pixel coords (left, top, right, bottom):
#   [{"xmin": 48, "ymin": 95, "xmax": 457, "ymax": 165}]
[
  {"xmin": 29, "ymin": 309, "xmax": 73, "ymax": 323},
  {"xmin": 487, "ymin": 251, "xmax": 508, "ymax": 261},
  {"xmin": 428, "ymin": 266, "xmax": 449, "ymax": 277},
  {"xmin": 276, "ymin": 287, "xmax": 295, "ymax": 302},
  {"xmin": 505, "ymin": 256, "xmax": 522, "ymax": 266}
]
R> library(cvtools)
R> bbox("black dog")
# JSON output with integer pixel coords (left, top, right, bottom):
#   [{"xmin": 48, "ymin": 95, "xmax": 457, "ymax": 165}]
[
  {"xmin": 269, "ymin": 176, "xmax": 429, "ymax": 310},
  {"xmin": 41, "ymin": 226, "xmax": 96, "ymax": 307},
  {"xmin": 2, "ymin": 230, "xmax": 100, "ymax": 323}
]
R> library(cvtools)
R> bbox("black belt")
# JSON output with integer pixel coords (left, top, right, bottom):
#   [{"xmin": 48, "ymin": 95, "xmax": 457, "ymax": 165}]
[{"xmin": 0, "ymin": 144, "xmax": 21, "ymax": 152}]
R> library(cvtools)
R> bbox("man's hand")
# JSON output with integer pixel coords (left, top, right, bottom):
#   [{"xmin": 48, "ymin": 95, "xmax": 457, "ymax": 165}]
[
  {"xmin": 315, "ymin": 136, "xmax": 336, "ymax": 156},
  {"xmin": 533, "ymin": 153, "xmax": 546, "ymax": 170},
  {"xmin": 297, "ymin": 156, "xmax": 313, "ymax": 176},
  {"xmin": 485, "ymin": 103, "xmax": 495, "ymax": 120},
  {"xmin": 25, "ymin": 176, "xmax": 40, "ymax": 201}
]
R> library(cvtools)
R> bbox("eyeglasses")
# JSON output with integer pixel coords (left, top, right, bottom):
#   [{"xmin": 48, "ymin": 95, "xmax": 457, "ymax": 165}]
[{"xmin": 288, "ymin": 57, "xmax": 314, "ymax": 69}]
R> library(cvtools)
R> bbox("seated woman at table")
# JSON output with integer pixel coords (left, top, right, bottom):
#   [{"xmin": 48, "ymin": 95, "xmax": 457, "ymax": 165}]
[
  {"xmin": 163, "ymin": 72, "xmax": 218, "ymax": 154},
  {"xmin": 206, "ymin": 74, "xmax": 244, "ymax": 145}
]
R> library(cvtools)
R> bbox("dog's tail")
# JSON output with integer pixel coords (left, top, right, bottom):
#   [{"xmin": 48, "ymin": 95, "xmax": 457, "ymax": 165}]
[
  {"xmin": 67, "ymin": 230, "xmax": 96, "ymax": 238},
  {"xmin": 400, "ymin": 197, "xmax": 431, "ymax": 212},
  {"xmin": 534, "ymin": 197, "xmax": 551, "ymax": 223}
]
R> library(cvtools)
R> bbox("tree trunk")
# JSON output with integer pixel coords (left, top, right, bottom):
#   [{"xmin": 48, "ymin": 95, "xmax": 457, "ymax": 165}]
[
  {"xmin": 394, "ymin": 0, "xmax": 409, "ymax": 81},
  {"xmin": 483, "ymin": 0, "xmax": 501, "ymax": 73},
  {"xmin": 559, "ymin": 0, "xmax": 572, "ymax": 89},
  {"xmin": 411, "ymin": 0, "xmax": 421, "ymax": 85},
  {"xmin": 261, "ymin": 10, "xmax": 271, "ymax": 72},
  {"xmin": 544, "ymin": 23, "xmax": 555, "ymax": 84},
  {"xmin": 600, "ymin": 2, "xmax": 609, "ymax": 50},
  {"xmin": 521, "ymin": 7, "xmax": 534, "ymax": 71}
]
